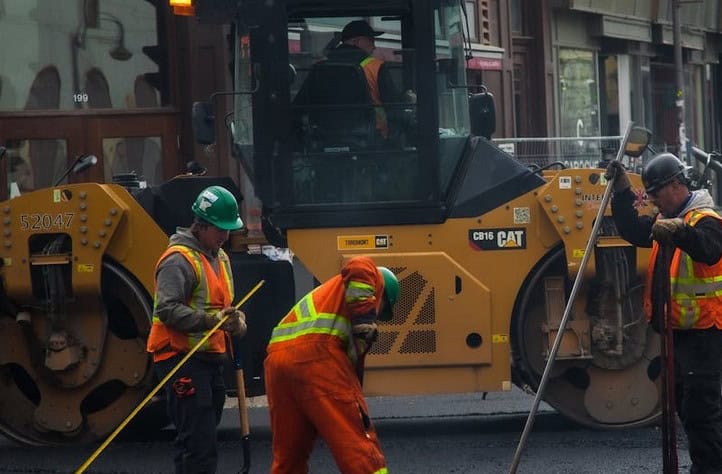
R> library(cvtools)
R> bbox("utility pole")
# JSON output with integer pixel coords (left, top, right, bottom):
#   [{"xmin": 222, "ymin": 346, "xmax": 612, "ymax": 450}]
[{"xmin": 672, "ymin": 0, "xmax": 687, "ymax": 162}]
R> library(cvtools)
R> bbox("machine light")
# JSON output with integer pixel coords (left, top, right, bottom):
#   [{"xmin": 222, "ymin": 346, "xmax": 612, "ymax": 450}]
[{"xmin": 169, "ymin": 0, "xmax": 195, "ymax": 16}]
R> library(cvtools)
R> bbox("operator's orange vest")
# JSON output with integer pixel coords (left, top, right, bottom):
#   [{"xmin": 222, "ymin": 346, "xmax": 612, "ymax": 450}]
[
  {"xmin": 643, "ymin": 209, "xmax": 722, "ymax": 330},
  {"xmin": 359, "ymin": 56, "xmax": 389, "ymax": 138},
  {"xmin": 147, "ymin": 245, "xmax": 234, "ymax": 362},
  {"xmin": 268, "ymin": 258, "xmax": 380, "ymax": 365}
]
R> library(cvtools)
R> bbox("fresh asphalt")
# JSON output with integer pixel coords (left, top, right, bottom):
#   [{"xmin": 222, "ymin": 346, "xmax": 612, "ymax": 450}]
[{"xmin": 0, "ymin": 388, "xmax": 690, "ymax": 473}]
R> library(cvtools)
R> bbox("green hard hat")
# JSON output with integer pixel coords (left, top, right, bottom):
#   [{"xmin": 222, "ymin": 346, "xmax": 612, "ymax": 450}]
[
  {"xmin": 378, "ymin": 266, "xmax": 399, "ymax": 322},
  {"xmin": 191, "ymin": 185, "xmax": 243, "ymax": 231}
]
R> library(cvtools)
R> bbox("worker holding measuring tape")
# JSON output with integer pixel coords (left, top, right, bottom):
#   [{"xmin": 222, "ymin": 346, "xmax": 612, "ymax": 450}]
[{"xmin": 147, "ymin": 185, "xmax": 247, "ymax": 474}]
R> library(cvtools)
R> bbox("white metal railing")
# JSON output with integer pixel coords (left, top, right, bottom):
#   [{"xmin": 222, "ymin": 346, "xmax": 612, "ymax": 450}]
[{"xmin": 492, "ymin": 136, "xmax": 625, "ymax": 169}]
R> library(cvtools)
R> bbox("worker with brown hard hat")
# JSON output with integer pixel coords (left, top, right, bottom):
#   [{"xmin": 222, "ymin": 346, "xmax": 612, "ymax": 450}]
[
  {"xmin": 147, "ymin": 185, "xmax": 247, "ymax": 474},
  {"xmin": 264, "ymin": 256, "xmax": 399, "ymax": 473},
  {"xmin": 607, "ymin": 155, "xmax": 722, "ymax": 473}
]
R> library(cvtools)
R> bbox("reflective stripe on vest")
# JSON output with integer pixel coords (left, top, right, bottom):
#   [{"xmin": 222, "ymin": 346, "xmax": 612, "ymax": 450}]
[
  {"xmin": 345, "ymin": 279, "xmax": 375, "ymax": 304},
  {"xmin": 148, "ymin": 245, "xmax": 234, "ymax": 357},
  {"xmin": 359, "ymin": 56, "xmax": 388, "ymax": 138},
  {"xmin": 269, "ymin": 289, "xmax": 359, "ymax": 364},
  {"xmin": 644, "ymin": 209, "xmax": 722, "ymax": 329}
]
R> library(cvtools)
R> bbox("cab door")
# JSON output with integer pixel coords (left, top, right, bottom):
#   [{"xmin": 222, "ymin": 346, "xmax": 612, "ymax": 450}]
[{"xmin": 238, "ymin": 0, "xmax": 452, "ymax": 230}]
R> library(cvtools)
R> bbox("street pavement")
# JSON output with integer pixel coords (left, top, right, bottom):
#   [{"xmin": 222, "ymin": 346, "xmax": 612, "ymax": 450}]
[{"xmin": 0, "ymin": 388, "xmax": 691, "ymax": 473}]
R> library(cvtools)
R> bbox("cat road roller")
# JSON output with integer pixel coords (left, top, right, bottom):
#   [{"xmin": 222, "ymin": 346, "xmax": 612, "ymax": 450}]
[
  {"xmin": 186, "ymin": 0, "xmax": 664, "ymax": 433},
  {"xmin": 0, "ymin": 0, "xmax": 669, "ymax": 447}
]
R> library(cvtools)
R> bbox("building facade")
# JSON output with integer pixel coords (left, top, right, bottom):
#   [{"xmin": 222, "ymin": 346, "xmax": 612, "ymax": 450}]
[
  {"xmin": 0, "ymin": 0, "xmax": 721, "ymax": 225},
  {"xmin": 509, "ymin": 0, "xmax": 722, "ymax": 155}
]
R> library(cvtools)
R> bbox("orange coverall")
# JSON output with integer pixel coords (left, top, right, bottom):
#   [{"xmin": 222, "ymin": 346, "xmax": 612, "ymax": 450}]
[{"xmin": 264, "ymin": 256, "xmax": 388, "ymax": 474}]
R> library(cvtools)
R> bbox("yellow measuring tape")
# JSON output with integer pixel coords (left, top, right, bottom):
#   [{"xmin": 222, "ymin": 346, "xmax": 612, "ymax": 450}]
[{"xmin": 75, "ymin": 279, "xmax": 265, "ymax": 474}]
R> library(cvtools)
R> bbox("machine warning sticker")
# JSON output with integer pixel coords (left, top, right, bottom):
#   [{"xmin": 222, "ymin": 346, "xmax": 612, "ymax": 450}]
[
  {"xmin": 337, "ymin": 235, "xmax": 389, "ymax": 250},
  {"xmin": 52, "ymin": 189, "xmax": 71, "ymax": 203},
  {"xmin": 559, "ymin": 176, "xmax": 572, "ymax": 189},
  {"xmin": 77, "ymin": 264, "xmax": 95, "ymax": 273},
  {"xmin": 469, "ymin": 228, "xmax": 526, "ymax": 250}
]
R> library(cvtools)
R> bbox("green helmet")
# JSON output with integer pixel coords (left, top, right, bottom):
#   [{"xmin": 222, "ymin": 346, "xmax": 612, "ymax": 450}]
[
  {"xmin": 191, "ymin": 185, "xmax": 243, "ymax": 231},
  {"xmin": 378, "ymin": 266, "xmax": 399, "ymax": 322}
]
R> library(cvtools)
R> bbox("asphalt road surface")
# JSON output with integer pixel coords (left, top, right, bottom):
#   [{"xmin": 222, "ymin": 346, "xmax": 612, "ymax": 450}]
[{"xmin": 0, "ymin": 389, "xmax": 690, "ymax": 473}]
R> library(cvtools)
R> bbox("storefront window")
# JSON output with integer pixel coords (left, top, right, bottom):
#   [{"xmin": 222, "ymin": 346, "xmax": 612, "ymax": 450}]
[
  {"xmin": 511, "ymin": 0, "xmax": 523, "ymax": 34},
  {"xmin": 102, "ymin": 136, "xmax": 162, "ymax": 186},
  {"xmin": 4, "ymin": 139, "xmax": 67, "ymax": 197},
  {"xmin": 0, "ymin": 0, "xmax": 164, "ymax": 111},
  {"xmin": 558, "ymin": 48, "xmax": 600, "ymax": 139}
]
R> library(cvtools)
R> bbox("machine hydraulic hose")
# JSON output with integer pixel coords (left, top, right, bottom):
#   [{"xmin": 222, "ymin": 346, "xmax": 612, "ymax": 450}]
[{"xmin": 74, "ymin": 279, "xmax": 266, "ymax": 474}]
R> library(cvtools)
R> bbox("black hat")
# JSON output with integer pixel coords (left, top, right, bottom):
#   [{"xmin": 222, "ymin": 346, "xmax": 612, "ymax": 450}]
[{"xmin": 341, "ymin": 20, "xmax": 384, "ymax": 41}]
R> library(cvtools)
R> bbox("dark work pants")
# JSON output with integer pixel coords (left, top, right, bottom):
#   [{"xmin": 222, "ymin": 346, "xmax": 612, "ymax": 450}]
[
  {"xmin": 155, "ymin": 354, "xmax": 226, "ymax": 474},
  {"xmin": 674, "ymin": 329, "xmax": 722, "ymax": 474}
]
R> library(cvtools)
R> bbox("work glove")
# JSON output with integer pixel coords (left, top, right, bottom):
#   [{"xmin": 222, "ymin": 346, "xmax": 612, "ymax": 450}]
[
  {"xmin": 204, "ymin": 308, "xmax": 248, "ymax": 336},
  {"xmin": 651, "ymin": 218, "xmax": 686, "ymax": 245},
  {"xmin": 352, "ymin": 322, "xmax": 379, "ymax": 355},
  {"xmin": 604, "ymin": 161, "xmax": 631, "ymax": 193},
  {"xmin": 220, "ymin": 307, "xmax": 248, "ymax": 336}
]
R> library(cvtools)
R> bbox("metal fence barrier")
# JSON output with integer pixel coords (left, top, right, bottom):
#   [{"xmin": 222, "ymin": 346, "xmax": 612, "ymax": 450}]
[{"xmin": 492, "ymin": 136, "xmax": 626, "ymax": 170}]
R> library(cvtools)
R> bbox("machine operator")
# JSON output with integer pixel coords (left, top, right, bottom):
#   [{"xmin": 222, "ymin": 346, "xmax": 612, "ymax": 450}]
[{"xmin": 293, "ymin": 20, "xmax": 414, "ymax": 143}]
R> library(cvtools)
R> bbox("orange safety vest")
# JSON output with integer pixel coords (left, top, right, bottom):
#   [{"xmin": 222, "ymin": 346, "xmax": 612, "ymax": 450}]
[
  {"xmin": 268, "ymin": 257, "xmax": 382, "ymax": 365},
  {"xmin": 643, "ymin": 209, "xmax": 722, "ymax": 330},
  {"xmin": 359, "ymin": 56, "xmax": 389, "ymax": 138},
  {"xmin": 147, "ymin": 245, "xmax": 234, "ymax": 361}
]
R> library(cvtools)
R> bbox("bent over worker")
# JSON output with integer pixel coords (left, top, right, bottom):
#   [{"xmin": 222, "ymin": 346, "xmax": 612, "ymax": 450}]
[
  {"xmin": 607, "ymin": 154, "xmax": 722, "ymax": 473},
  {"xmin": 147, "ymin": 185, "xmax": 247, "ymax": 474},
  {"xmin": 264, "ymin": 256, "xmax": 399, "ymax": 474}
]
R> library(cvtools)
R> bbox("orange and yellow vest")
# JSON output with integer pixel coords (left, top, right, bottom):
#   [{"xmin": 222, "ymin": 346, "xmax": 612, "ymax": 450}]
[
  {"xmin": 643, "ymin": 209, "xmax": 722, "ymax": 330},
  {"xmin": 359, "ymin": 56, "xmax": 389, "ymax": 138},
  {"xmin": 147, "ymin": 245, "xmax": 234, "ymax": 362},
  {"xmin": 268, "ymin": 273, "xmax": 377, "ymax": 365}
]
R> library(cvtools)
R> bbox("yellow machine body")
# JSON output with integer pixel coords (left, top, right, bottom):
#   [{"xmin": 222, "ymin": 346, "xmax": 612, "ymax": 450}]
[
  {"xmin": 289, "ymin": 169, "xmax": 659, "ymax": 428},
  {"xmin": 0, "ymin": 184, "xmax": 167, "ymax": 445}
]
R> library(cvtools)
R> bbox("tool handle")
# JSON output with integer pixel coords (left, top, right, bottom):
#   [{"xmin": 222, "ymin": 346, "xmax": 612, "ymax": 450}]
[
  {"xmin": 659, "ymin": 244, "xmax": 678, "ymax": 473},
  {"xmin": 232, "ymin": 333, "xmax": 251, "ymax": 473},
  {"xmin": 235, "ymin": 366, "xmax": 251, "ymax": 437}
]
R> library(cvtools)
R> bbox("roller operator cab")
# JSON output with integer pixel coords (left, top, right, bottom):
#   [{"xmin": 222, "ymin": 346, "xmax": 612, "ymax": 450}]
[{"xmin": 190, "ymin": 0, "xmax": 663, "ymax": 430}]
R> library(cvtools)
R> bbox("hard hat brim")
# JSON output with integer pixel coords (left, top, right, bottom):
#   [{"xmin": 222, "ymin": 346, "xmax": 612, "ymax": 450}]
[
  {"xmin": 378, "ymin": 296, "xmax": 394, "ymax": 322},
  {"xmin": 214, "ymin": 216, "xmax": 244, "ymax": 231}
]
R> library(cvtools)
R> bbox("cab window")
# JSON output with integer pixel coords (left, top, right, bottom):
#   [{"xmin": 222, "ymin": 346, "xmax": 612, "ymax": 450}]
[{"xmin": 286, "ymin": 14, "xmax": 422, "ymax": 205}]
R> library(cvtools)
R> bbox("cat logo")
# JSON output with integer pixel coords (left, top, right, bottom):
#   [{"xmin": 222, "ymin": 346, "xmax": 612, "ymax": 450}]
[
  {"xmin": 337, "ymin": 234, "xmax": 390, "ymax": 250},
  {"xmin": 374, "ymin": 235, "xmax": 388, "ymax": 248},
  {"xmin": 469, "ymin": 228, "xmax": 526, "ymax": 250}
]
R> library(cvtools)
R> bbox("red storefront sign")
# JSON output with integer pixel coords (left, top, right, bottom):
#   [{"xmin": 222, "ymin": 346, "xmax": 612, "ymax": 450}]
[{"xmin": 466, "ymin": 57, "xmax": 502, "ymax": 70}]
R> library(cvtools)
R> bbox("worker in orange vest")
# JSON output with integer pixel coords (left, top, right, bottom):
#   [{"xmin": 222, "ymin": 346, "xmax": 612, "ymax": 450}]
[
  {"xmin": 317, "ymin": 20, "xmax": 412, "ymax": 140},
  {"xmin": 147, "ymin": 185, "xmax": 246, "ymax": 474},
  {"xmin": 608, "ymin": 154, "xmax": 722, "ymax": 473},
  {"xmin": 264, "ymin": 256, "xmax": 399, "ymax": 474}
]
